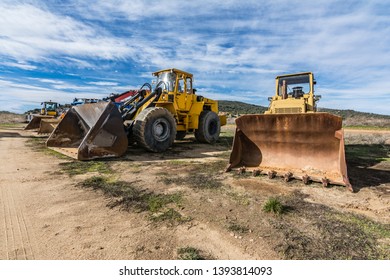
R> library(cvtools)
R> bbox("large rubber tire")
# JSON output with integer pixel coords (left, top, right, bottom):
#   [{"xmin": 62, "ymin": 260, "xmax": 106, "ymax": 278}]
[
  {"xmin": 133, "ymin": 107, "xmax": 176, "ymax": 152},
  {"xmin": 194, "ymin": 111, "xmax": 221, "ymax": 143}
]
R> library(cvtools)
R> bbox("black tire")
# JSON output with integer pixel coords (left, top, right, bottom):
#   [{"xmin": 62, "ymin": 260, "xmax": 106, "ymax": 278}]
[
  {"xmin": 175, "ymin": 131, "xmax": 187, "ymax": 140},
  {"xmin": 133, "ymin": 107, "xmax": 176, "ymax": 152},
  {"xmin": 194, "ymin": 111, "xmax": 220, "ymax": 143}
]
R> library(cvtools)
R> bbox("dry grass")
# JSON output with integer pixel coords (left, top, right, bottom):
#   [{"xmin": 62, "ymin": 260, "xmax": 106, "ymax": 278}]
[
  {"xmin": 268, "ymin": 191, "xmax": 390, "ymax": 260},
  {"xmin": 0, "ymin": 111, "xmax": 25, "ymax": 124},
  {"xmin": 177, "ymin": 247, "xmax": 207, "ymax": 260},
  {"xmin": 79, "ymin": 176, "xmax": 190, "ymax": 225},
  {"xmin": 345, "ymin": 133, "xmax": 389, "ymax": 145},
  {"xmin": 343, "ymin": 115, "xmax": 390, "ymax": 128}
]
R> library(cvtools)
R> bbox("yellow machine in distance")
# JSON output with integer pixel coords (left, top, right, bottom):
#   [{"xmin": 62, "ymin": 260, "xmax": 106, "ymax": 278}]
[
  {"xmin": 40, "ymin": 101, "xmax": 59, "ymax": 116},
  {"xmin": 25, "ymin": 101, "xmax": 60, "ymax": 131},
  {"xmin": 47, "ymin": 68, "xmax": 227, "ymax": 160}
]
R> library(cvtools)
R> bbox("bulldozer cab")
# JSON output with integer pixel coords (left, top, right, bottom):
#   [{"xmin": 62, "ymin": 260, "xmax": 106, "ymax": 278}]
[
  {"xmin": 278, "ymin": 73, "xmax": 313, "ymax": 97},
  {"xmin": 265, "ymin": 72, "xmax": 320, "ymax": 114}
]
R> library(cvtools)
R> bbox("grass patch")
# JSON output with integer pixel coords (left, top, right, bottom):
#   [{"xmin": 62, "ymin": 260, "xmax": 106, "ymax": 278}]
[
  {"xmin": 151, "ymin": 208, "xmax": 192, "ymax": 224},
  {"xmin": 128, "ymin": 163, "xmax": 143, "ymax": 173},
  {"xmin": 148, "ymin": 193, "xmax": 182, "ymax": 212},
  {"xmin": 0, "ymin": 123, "xmax": 23, "ymax": 128},
  {"xmin": 228, "ymin": 222, "xmax": 250, "ymax": 234},
  {"xmin": 25, "ymin": 137, "xmax": 70, "ymax": 159},
  {"xmin": 346, "ymin": 144, "xmax": 389, "ymax": 163},
  {"xmin": 168, "ymin": 160, "xmax": 190, "ymax": 166},
  {"xmin": 263, "ymin": 197, "xmax": 285, "ymax": 215},
  {"xmin": 227, "ymin": 191, "xmax": 251, "ymax": 206},
  {"xmin": 159, "ymin": 161, "xmax": 226, "ymax": 189},
  {"xmin": 268, "ymin": 191, "xmax": 390, "ymax": 259},
  {"xmin": 177, "ymin": 247, "xmax": 205, "ymax": 260},
  {"xmin": 60, "ymin": 161, "xmax": 112, "ymax": 176},
  {"xmin": 160, "ymin": 173, "xmax": 223, "ymax": 189},
  {"xmin": 26, "ymin": 136, "xmax": 46, "ymax": 149},
  {"xmin": 79, "ymin": 176, "xmax": 189, "ymax": 224}
]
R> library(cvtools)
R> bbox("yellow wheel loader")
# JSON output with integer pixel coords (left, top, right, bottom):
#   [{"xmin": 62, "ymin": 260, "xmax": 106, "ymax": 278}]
[
  {"xmin": 25, "ymin": 101, "xmax": 60, "ymax": 131},
  {"xmin": 227, "ymin": 72, "xmax": 352, "ymax": 191},
  {"xmin": 46, "ymin": 68, "xmax": 227, "ymax": 160}
]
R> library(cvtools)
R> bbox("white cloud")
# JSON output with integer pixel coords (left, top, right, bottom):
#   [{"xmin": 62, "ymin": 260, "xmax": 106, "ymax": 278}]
[
  {"xmin": 88, "ymin": 81, "xmax": 119, "ymax": 86},
  {"xmin": 1, "ymin": 61, "xmax": 37, "ymax": 70},
  {"xmin": 0, "ymin": 0, "xmax": 389, "ymax": 115},
  {"xmin": 0, "ymin": 3, "xmax": 136, "ymax": 61}
]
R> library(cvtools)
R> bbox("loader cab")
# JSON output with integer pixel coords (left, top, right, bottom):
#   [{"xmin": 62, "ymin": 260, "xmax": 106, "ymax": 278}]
[
  {"xmin": 41, "ymin": 101, "xmax": 58, "ymax": 116},
  {"xmin": 155, "ymin": 71, "xmax": 177, "ymax": 92},
  {"xmin": 153, "ymin": 68, "xmax": 194, "ymax": 94}
]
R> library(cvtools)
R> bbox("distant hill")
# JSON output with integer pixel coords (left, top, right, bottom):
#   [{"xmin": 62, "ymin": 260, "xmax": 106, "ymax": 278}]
[
  {"xmin": 0, "ymin": 111, "xmax": 25, "ymax": 124},
  {"xmin": 2, "ymin": 101, "xmax": 389, "ymax": 128},
  {"xmin": 218, "ymin": 100, "xmax": 390, "ymax": 128},
  {"xmin": 218, "ymin": 100, "xmax": 267, "ymax": 115}
]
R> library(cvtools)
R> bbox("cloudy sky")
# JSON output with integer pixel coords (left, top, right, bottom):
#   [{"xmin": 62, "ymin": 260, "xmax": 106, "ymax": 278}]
[{"xmin": 0, "ymin": 0, "xmax": 389, "ymax": 115}]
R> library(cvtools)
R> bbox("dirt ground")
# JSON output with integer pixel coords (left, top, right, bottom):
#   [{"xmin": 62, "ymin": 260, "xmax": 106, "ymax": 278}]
[{"xmin": 0, "ymin": 124, "xmax": 389, "ymax": 260}]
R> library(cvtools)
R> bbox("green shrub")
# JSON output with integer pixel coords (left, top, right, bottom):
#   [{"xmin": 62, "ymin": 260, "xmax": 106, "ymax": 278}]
[{"xmin": 263, "ymin": 197, "xmax": 284, "ymax": 215}]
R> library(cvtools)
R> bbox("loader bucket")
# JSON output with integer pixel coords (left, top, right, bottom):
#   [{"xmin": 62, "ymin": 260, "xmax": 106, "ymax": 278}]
[
  {"xmin": 25, "ymin": 115, "xmax": 54, "ymax": 130},
  {"xmin": 227, "ymin": 113, "xmax": 352, "ymax": 191},
  {"xmin": 38, "ymin": 118, "xmax": 60, "ymax": 134},
  {"xmin": 46, "ymin": 102, "xmax": 128, "ymax": 160}
]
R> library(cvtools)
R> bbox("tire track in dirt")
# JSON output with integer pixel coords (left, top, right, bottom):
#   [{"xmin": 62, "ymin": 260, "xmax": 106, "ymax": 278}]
[
  {"xmin": 0, "ymin": 186, "xmax": 10, "ymax": 259},
  {"xmin": 0, "ymin": 131, "xmax": 38, "ymax": 259}
]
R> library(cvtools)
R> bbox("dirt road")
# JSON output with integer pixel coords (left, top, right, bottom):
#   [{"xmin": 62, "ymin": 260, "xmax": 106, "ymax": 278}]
[
  {"xmin": 0, "ymin": 127, "xmax": 278, "ymax": 259},
  {"xmin": 0, "ymin": 125, "xmax": 389, "ymax": 260}
]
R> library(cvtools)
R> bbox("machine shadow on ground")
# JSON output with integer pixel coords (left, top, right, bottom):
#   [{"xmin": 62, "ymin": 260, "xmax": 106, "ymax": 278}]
[
  {"xmin": 105, "ymin": 135, "xmax": 234, "ymax": 163},
  {"xmin": 346, "ymin": 144, "xmax": 390, "ymax": 192}
]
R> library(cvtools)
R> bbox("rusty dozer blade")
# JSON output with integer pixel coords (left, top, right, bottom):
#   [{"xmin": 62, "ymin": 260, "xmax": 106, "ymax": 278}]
[
  {"xmin": 25, "ymin": 115, "xmax": 54, "ymax": 130},
  {"xmin": 38, "ymin": 118, "xmax": 60, "ymax": 134},
  {"xmin": 227, "ymin": 113, "xmax": 352, "ymax": 191},
  {"xmin": 46, "ymin": 102, "xmax": 128, "ymax": 160}
]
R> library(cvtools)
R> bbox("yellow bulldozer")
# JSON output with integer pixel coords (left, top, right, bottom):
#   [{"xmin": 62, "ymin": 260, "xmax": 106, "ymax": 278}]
[
  {"xmin": 227, "ymin": 72, "xmax": 352, "ymax": 191},
  {"xmin": 46, "ymin": 68, "xmax": 226, "ymax": 160}
]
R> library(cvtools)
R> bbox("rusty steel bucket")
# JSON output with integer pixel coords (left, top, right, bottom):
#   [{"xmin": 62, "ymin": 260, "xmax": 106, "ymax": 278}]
[
  {"xmin": 227, "ymin": 113, "xmax": 352, "ymax": 191},
  {"xmin": 25, "ymin": 115, "xmax": 54, "ymax": 130},
  {"xmin": 46, "ymin": 102, "xmax": 128, "ymax": 160}
]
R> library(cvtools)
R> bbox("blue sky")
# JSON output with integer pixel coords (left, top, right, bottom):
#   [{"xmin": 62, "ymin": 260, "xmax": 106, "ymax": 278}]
[{"xmin": 0, "ymin": 0, "xmax": 389, "ymax": 115}]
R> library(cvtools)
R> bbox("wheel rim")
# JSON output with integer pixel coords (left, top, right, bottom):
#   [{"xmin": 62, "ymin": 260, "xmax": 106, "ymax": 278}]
[
  {"xmin": 208, "ymin": 119, "xmax": 218, "ymax": 136},
  {"xmin": 152, "ymin": 118, "xmax": 170, "ymax": 141}
]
